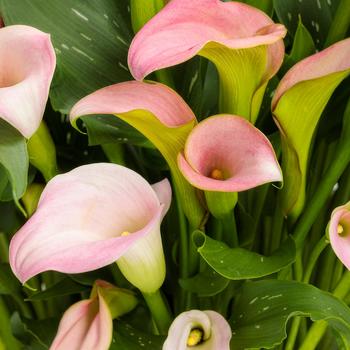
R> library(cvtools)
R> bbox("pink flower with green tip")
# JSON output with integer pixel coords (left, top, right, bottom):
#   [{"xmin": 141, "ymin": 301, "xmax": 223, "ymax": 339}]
[
  {"xmin": 0, "ymin": 25, "xmax": 55, "ymax": 137},
  {"xmin": 9, "ymin": 163, "xmax": 171, "ymax": 294},
  {"xmin": 328, "ymin": 201, "xmax": 350, "ymax": 270},
  {"xmin": 128, "ymin": 0, "xmax": 286, "ymax": 121},
  {"xmin": 50, "ymin": 280, "xmax": 138, "ymax": 350},
  {"xmin": 163, "ymin": 310, "xmax": 232, "ymax": 350}
]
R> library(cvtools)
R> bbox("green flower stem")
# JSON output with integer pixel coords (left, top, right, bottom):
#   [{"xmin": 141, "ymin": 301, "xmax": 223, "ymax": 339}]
[
  {"xmin": 0, "ymin": 297, "xmax": 21, "ymax": 350},
  {"xmin": 27, "ymin": 121, "xmax": 58, "ymax": 182},
  {"xmin": 324, "ymin": 0, "xmax": 350, "ymax": 47},
  {"xmin": 222, "ymin": 213, "xmax": 238, "ymax": 247},
  {"xmin": 331, "ymin": 260, "xmax": 344, "ymax": 290},
  {"xmin": 263, "ymin": 216, "xmax": 273, "ymax": 255},
  {"xmin": 142, "ymin": 290, "xmax": 172, "ymax": 335},
  {"xmin": 299, "ymin": 271, "xmax": 350, "ymax": 350},
  {"xmin": 269, "ymin": 196, "xmax": 285, "ymax": 254},
  {"xmin": 293, "ymin": 141, "xmax": 350, "ymax": 251},
  {"xmin": 174, "ymin": 181, "xmax": 189, "ymax": 312},
  {"xmin": 303, "ymin": 236, "xmax": 329, "ymax": 283},
  {"xmin": 101, "ymin": 143, "xmax": 125, "ymax": 165},
  {"xmin": 317, "ymin": 248, "xmax": 336, "ymax": 291},
  {"xmin": 24, "ymin": 278, "xmax": 47, "ymax": 319},
  {"xmin": 285, "ymin": 317, "xmax": 302, "ymax": 350},
  {"xmin": 13, "ymin": 295, "xmax": 32, "ymax": 319},
  {"xmin": 0, "ymin": 233, "xmax": 9, "ymax": 262},
  {"xmin": 250, "ymin": 184, "xmax": 269, "ymax": 247}
]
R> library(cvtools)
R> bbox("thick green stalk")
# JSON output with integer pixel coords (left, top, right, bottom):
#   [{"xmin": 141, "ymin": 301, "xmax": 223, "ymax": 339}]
[
  {"xmin": 285, "ymin": 317, "xmax": 302, "ymax": 350},
  {"xmin": 27, "ymin": 121, "xmax": 58, "ymax": 182},
  {"xmin": 142, "ymin": 290, "xmax": 172, "ymax": 335},
  {"xmin": 303, "ymin": 236, "xmax": 329, "ymax": 283},
  {"xmin": 293, "ymin": 144, "xmax": 350, "ymax": 250}
]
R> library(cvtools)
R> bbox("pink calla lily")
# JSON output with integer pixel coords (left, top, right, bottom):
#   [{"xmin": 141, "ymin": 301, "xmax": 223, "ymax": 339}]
[
  {"xmin": 70, "ymin": 80, "xmax": 205, "ymax": 228},
  {"xmin": 9, "ymin": 163, "xmax": 171, "ymax": 293},
  {"xmin": 70, "ymin": 80, "xmax": 195, "ymax": 128},
  {"xmin": 0, "ymin": 25, "xmax": 55, "ymax": 138},
  {"xmin": 328, "ymin": 201, "xmax": 350, "ymax": 271},
  {"xmin": 178, "ymin": 115, "xmax": 282, "ymax": 192},
  {"xmin": 272, "ymin": 38, "xmax": 350, "ymax": 109},
  {"xmin": 272, "ymin": 37, "xmax": 350, "ymax": 219},
  {"xmin": 128, "ymin": 0, "xmax": 285, "ymax": 81},
  {"xmin": 50, "ymin": 285, "xmax": 112, "ymax": 350},
  {"xmin": 50, "ymin": 280, "xmax": 138, "ymax": 350},
  {"xmin": 163, "ymin": 309, "xmax": 232, "ymax": 350},
  {"xmin": 128, "ymin": 0, "xmax": 286, "ymax": 121}
]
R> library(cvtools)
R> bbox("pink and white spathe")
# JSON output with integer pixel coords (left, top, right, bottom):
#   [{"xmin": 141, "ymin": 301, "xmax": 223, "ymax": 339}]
[
  {"xmin": 50, "ymin": 280, "xmax": 138, "ymax": 350},
  {"xmin": 0, "ymin": 25, "xmax": 55, "ymax": 138},
  {"xmin": 272, "ymin": 38, "xmax": 350, "ymax": 109},
  {"xmin": 163, "ymin": 310, "xmax": 232, "ymax": 350},
  {"xmin": 178, "ymin": 115, "xmax": 282, "ymax": 192},
  {"xmin": 128, "ymin": 0, "xmax": 285, "ymax": 81},
  {"xmin": 10, "ymin": 163, "xmax": 171, "ymax": 294},
  {"xmin": 328, "ymin": 201, "xmax": 350, "ymax": 271}
]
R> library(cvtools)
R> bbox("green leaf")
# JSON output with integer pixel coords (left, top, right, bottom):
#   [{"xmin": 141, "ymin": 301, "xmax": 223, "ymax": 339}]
[
  {"xmin": 179, "ymin": 267, "xmax": 230, "ymax": 297},
  {"xmin": 68, "ymin": 268, "xmax": 113, "ymax": 286},
  {"xmin": 282, "ymin": 17, "xmax": 316, "ymax": 74},
  {"xmin": 27, "ymin": 277, "xmax": 89, "ymax": 301},
  {"xmin": 11, "ymin": 312, "xmax": 59, "ymax": 350},
  {"xmin": 273, "ymin": 0, "xmax": 340, "ymax": 48},
  {"xmin": 193, "ymin": 231, "xmax": 296, "ymax": 279},
  {"xmin": 0, "ymin": 119, "xmax": 28, "ymax": 202},
  {"xmin": 229, "ymin": 280, "xmax": 350, "ymax": 349},
  {"xmin": 111, "ymin": 322, "xmax": 164, "ymax": 350},
  {"xmin": 0, "ymin": 0, "xmax": 133, "ymax": 113},
  {"xmin": 0, "ymin": 263, "xmax": 21, "ymax": 296}
]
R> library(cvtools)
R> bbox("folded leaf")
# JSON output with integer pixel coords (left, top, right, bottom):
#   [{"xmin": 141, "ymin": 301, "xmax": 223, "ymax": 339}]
[
  {"xmin": 193, "ymin": 231, "xmax": 295, "ymax": 279},
  {"xmin": 230, "ymin": 280, "xmax": 350, "ymax": 349}
]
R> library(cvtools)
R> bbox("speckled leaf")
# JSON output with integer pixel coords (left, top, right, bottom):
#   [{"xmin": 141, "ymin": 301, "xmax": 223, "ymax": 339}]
[
  {"xmin": 193, "ymin": 231, "xmax": 296, "ymax": 280},
  {"xmin": 82, "ymin": 115, "xmax": 150, "ymax": 147},
  {"xmin": 229, "ymin": 280, "xmax": 350, "ymax": 349},
  {"xmin": 111, "ymin": 322, "xmax": 164, "ymax": 350},
  {"xmin": 281, "ymin": 17, "xmax": 316, "ymax": 74},
  {"xmin": 0, "ymin": 119, "xmax": 28, "ymax": 202},
  {"xmin": 179, "ymin": 267, "xmax": 230, "ymax": 297},
  {"xmin": 273, "ymin": 0, "xmax": 340, "ymax": 48},
  {"xmin": 0, "ymin": 0, "xmax": 133, "ymax": 113}
]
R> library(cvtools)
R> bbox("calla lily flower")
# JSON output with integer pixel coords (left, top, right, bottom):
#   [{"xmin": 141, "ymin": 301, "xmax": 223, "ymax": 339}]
[
  {"xmin": 70, "ymin": 80, "xmax": 204, "ymax": 228},
  {"xmin": 50, "ymin": 280, "xmax": 138, "ymax": 350},
  {"xmin": 163, "ymin": 309, "xmax": 232, "ymax": 350},
  {"xmin": 128, "ymin": 0, "xmax": 286, "ymax": 122},
  {"xmin": 328, "ymin": 201, "xmax": 350, "ymax": 271},
  {"xmin": 10, "ymin": 163, "xmax": 171, "ymax": 294},
  {"xmin": 178, "ymin": 115, "xmax": 282, "ymax": 192},
  {"xmin": 272, "ymin": 38, "xmax": 350, "ymax": 219},
  {"xmin": 0, "ymin": 25, "xmax": 55, "ymax": 138}
]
